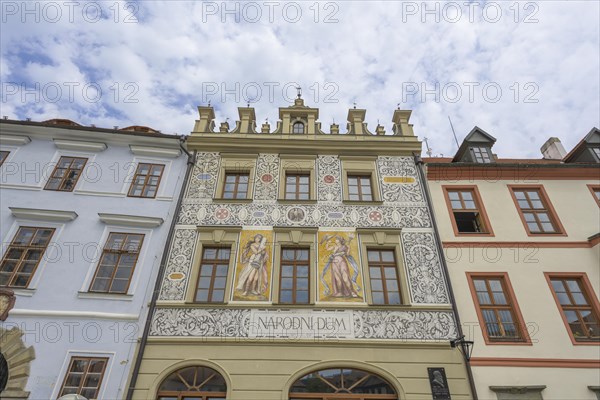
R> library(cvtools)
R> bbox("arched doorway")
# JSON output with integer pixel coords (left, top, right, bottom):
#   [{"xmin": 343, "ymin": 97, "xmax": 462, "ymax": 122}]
[
  {"xmin": 157, "ymin": 366, "xmax": 227, "ymax": 400},
  {"xmin": 289, "ymin": 368, "xmax": 398, "ymax": 400}
]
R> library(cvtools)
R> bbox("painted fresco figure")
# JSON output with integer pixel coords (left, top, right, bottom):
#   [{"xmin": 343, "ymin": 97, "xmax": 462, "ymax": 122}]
[
  {"xmin": 236, "ymin": 234, "xmax": 268, "ymax": 296},
  {"xmin": 320, "ymin": 234, "xmax": 361, "ymax": 297}
]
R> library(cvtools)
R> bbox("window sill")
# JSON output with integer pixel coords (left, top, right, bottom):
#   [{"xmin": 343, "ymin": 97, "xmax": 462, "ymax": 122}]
[
  {"xmin": 213, "ymin": 198, "xmax": 253, "ymax": 203},
  {"xmin": 342, "ymin": 200, "xmax": 384, "ymax": 206},
  {"xmin": 9, "ymin": 288, "xmax": 36, "ymax": 297},
  {"xmin": 454, "ymin": 232, "xmax": 495, "ymax": 237},
  {"xmin": 278, "ymin": 199, "xmax": 318, "ymax": 204},
  {"xmin": 78, "ymin": 291, "xmax": 134, "ymax": 301},
  {"xmin": 484, "ymin": 339, "xmax": 532, "ymax": 346}
]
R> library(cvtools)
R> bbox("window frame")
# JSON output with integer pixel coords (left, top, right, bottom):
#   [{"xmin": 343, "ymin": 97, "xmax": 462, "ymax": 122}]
[
  {"xmin": 273, "ymin": 229, "xmax": 316, "ymax": 305},
  {"xmin": 278, "ymin": 157, "xmax": 316, "ymax": 202},
  {"xmin": 366, "ymin": 248, "xmax": 402, "ymax": 305},
  {"xmin": 194, "ymin": 246, "xmax": 232, "ymax": 304},
  {"xmin": 544, "ymin": 272, "xmax": 600, "ymax": 345},
  {"xmin": 508, "ymin": 185, "xmax": 566, "ymax": 236},
  {"xmin": 0, "ymin": 226, "xmax": 56, "ymax": 288},
  {"xmin": 127, "ymin": 162, "xmax": 165, "ymax": 199},
  {"xmin": 466, "ymin": 272, "xmax": 532, "ymax": 345},
  {"xmin": 88, "ymin": 232, "xmax": 145, "ymax": 295},
  {"xmin": 469, "ymin": 146, "xmax": 493, "ymax": 163},
  {"xmin": 347, "ymin": 174, "xmax": 374, "ymax": 202},
  {"xmin": 215, "ymin": 156, "xmax": 256, "ymax": 201},
  {"xmin": 278, "ymin": 247, "xmax": 311, "ymax": 305},
  {"xmin": 292, "ymin": 121, "xmax": 305, "ymax": 134},
  {"xmin": 0, "ymin": 150, "xmax": 9, "ymax": 166},
  {"xmin": 284, "ymin": 172, "xmax": 311, "ymax": 200},
  {"xmin": 442, "ymin": 185, "xmax": 494, "ymax": 237},
  {"xmin": 221, "ymin": 172, "xmax": 250, "ymax": 199},
  {"xmin": 57, "ymin": 356, "xmax": 109, "ymax": 399},
  {"xmin": 341, "ymin": 157, "xmax": 381, "ymax": 203},
  {"xmin": 588, "ymin": 185, "xmax": 600, "ymax": 207},
  {"xmin": 44, "ymin": 156, "xmax": 88, "ymax": 192}
]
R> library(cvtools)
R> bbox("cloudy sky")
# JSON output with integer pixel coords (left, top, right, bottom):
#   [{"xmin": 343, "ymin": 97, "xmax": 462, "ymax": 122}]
[{"xmin": 1, "ymin": 1, "xmax": 598, "ymax": 158}]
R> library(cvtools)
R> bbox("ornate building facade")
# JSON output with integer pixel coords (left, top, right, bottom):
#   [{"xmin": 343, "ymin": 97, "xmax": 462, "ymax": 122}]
[
  {"xmin": 0, "ymin": 119, "xmax": 189, "ymax": 398},
  {"xmin": 425, "ymin": 128, "xmax": 600, "ymax": 399},
  {"xmin": 127, "ymin": 98, "xmax": 473, "ymax": 399}
]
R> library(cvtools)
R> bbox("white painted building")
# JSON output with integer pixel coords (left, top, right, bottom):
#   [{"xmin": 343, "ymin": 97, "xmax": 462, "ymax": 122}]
[{"xmin": 0, "ymin": 119, "xmax": 189, "ymax": 399}]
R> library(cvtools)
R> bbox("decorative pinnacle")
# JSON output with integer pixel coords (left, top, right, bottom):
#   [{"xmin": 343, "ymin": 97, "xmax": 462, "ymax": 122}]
[
  {"xmin": 353, "ymin": 101, "xmax": 357, "ymax": 109},
  {"xmin": 208, "ymin": 100, "xmax": 211, "ymax": 107},
  {"xmin": 296, "ymin": 86, "xmax": 302, "ymax": 99}
]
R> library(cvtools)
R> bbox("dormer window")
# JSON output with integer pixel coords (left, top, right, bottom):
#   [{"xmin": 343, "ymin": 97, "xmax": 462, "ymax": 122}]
[
  {"xmin": 470, "ymin": 146, "xmax": 492, "ymax": 163},
  {"xmin": 292, "ymin": 121, "xmax": 305, "ymax": 134},
  {"xmin": 592, "ymin": 147, "xmax": 600, "ymax": 162}
]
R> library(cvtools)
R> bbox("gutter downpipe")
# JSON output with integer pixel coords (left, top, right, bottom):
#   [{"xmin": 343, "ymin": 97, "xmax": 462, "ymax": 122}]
[
  {"xmin": 125, "ymin": 138, "xmax": 196, "ymax": 400},
  {"xmin": 414, "ymin": 153, "xmax": 479, "ymax": 400}
]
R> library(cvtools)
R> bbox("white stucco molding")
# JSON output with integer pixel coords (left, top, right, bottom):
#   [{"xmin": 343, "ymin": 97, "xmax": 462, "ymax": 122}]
[
  {"xmin": 0, "ymin": 134, "xmax": 31, "ymax": 146},
  {"xmin": 129, "ymin": 145, "xmax": 181, "ymax": 158},
  {"xmin": 53, "ymin": 138, "xmax": 107, "ymax": 152},
  {"xmin": 9, "ymin": 207, "xmax": 78, "ymax": 222},
  {"xmin": 10, "ymin": 308, "xmax": 138, "ymax": 321},
  {"xmin": 98, "ymin": 213, "xmax": 164, "ymax": 228}
]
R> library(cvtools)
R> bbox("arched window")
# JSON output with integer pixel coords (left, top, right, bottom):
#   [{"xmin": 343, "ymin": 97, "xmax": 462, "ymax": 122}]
[
  {"xmin": 289, "ymin": 368, "xmax": 397, "ymax": 399},
  {"xmin": 157, "ymin": 366, "xmax": 227, "ymax": 399},
  {"xmin": 293, "ymin": 121, "xmax": 305, "ymax": 134}
]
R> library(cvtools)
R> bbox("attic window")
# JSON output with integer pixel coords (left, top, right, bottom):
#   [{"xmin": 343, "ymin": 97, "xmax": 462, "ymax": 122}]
[
  {"xmin": 592, "ymin": 147, "xmax": 600, "ymax": 162},
  {"xmin": 293, "ymin": 121, "xmax": 305, "ymax": 134},
  {"xmin": 470, "ymin": 147, "xmax": 492, "ymax": 163}
]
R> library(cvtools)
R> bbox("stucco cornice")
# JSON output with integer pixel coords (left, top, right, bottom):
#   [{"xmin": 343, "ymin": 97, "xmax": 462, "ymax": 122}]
[
  {"xmin": 53, "ymin": 138, "xmax": 107, "ymax": 152},
  {"xmin": 98, "ymin": 213, "xmax": 164, "ymax": 228},
  {"xmin": 186, "ymin": 134, "xmax": 421, "ymax": 156},
  {"xmin": 9, "ymin": 207, "xmax": 78, "ymax": 222}
]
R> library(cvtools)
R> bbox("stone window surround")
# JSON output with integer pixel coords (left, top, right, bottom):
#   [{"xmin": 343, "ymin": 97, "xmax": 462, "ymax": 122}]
[
  {"xmin": 278, "ymin": 155, "xmax": 317, "ymax": 202},
  {"xmin": 340, "ymin": 156, "xmax": 382, "ymax": 203},
  {"xmin": 214, "ymin": 154, "xmax": 257, "ymax": 201},
  {"xmin": 271, "ymin": 228, "xmax": 318, "ymax": 305},
  {"xmin": 186, "ymin": 227, "xmax": 240, "ymax": 304},
  {"xmin": 357, "ymin": 229, "xmax": 409, "ymax": 305}
]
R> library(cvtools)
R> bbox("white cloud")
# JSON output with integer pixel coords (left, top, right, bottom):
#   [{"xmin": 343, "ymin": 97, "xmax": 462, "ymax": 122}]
[{"xmin": 1, "ymin": 0, "xmax": 598, "ymax": 158}]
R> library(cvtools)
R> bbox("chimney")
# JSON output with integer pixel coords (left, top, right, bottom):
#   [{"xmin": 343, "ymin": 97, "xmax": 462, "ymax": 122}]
[{"xmin": 540, "ymin": 137, "xmax": 566, "ymax": 160}]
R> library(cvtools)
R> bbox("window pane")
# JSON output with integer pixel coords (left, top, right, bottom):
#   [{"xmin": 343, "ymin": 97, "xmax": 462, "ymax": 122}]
[
  {"xmin": 380, "ymin": 251, "xmax": 394, "ymax": 262},
  {"xmin": 296, "ymin": 291, "xmax": 309, "ymax": 303},
  {"xmin": 369, "ymin": 267, "xmax": 381, "ymax": 278},
  {"xmin": 387, "ymin": 292, "xmax": 401, "ymax": 305},
  {"xmin": 370, "ymin": 279, "xmax": 383, "ymax": 291}
]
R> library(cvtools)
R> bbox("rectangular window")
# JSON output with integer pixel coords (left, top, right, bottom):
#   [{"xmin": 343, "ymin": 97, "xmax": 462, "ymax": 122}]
[
  {"xmin": 589, "ymin": 185, "xmax": 600, "ymax": 207},
  {"xmin": 367, "ymin": 249, "xmax": 401, "ymax": 305},
  {"xmin": 548, "ymin": 276, "xmax": 600, "ymax": 342},
  {"xmin": 44, "ymin": 156, "xmax": 87, "ymax": 192},
  {"xmin": 195, "ymin": 247, "xmax": 230, "ymax": 303},
  {"xmin": 285, "ymin": 173, "xmax": 310, "ymax": 200},
  {"xmin": 89, "ymin": 233, "xmax": 144, "ymax": 294},
  {"xmin": 0, "ymin": 227, "xmax": 55, "ymax": 288},
  {"xmin": 222, "ymin": 172, "xmax": 249, "ymax": 199},
  {"xmin": 468, "ymin": 275, "xmax": 527, "ymax": 342},
  {"xmin": 58, "ymin": 356, "xmax": 108, "ymax": 399},
  {"xmin": 445, "ymin": 187, "xmax": 492, "ymax": 234},
  {"xmin": 347, "ymin": 174, "xmax": 373, "ymax": 201},
  {"xmin": 0, "ymin": 150, "xmax": 9, "ymax": 166},
  {"xmin": 510, "ymin": 187, "xmax": 562, "ymax": 234},
  {"xmin": 470, "ymin": 146, "xmax": 492, "ymax": 163},
  {"xmin": 279, "ymin": 248, "xmax": 310, "ymax": 304},
  {"xmin": 128, "ymin": 163, "xmax": 165, "ymax": 198}
]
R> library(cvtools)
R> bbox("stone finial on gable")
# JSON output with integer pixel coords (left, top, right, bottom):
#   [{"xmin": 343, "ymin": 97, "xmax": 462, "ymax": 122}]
[
  {"xmin": 193, "ymin": 106, "xmax": 216, "ymax": 133},
  {"xmin": 392, "ymin": 109, "xmax": 414, "ymax": 136}
]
